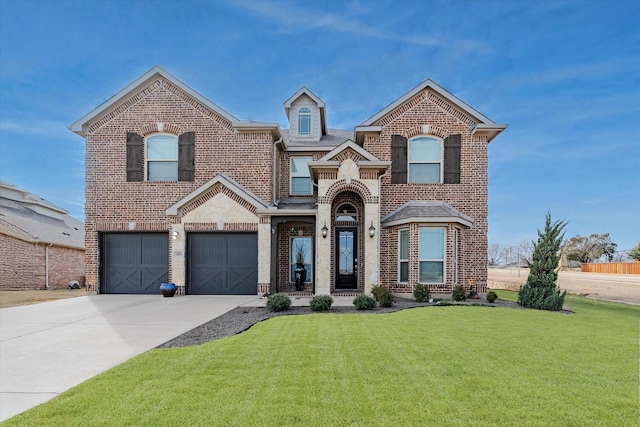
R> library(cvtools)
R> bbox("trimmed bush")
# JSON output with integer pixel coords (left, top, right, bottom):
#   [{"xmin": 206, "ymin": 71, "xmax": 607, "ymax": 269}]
[
  {"xmin": 353, "ymin": 295, "xmax": 377, "ymax": 310},
  {"xmin": 486, "ymin": 291, "xmax": 498, "ymax": 303},
  {"xmin": 266, "ymin": 293, "xmax": 291, "ymax": 312},
  {"xmin": 371, "ymin": 285, "xmax": 394, "ymax": 307},
  {"xmin": 309, "ymin": 295, "xmax": 333, "ymax": 312},
  {"xmin": 413, "ymin": 284, "xmax": 431, "ymax": 302},
  {"xmin": 452, "ymin": 285, "xmax": 467, "ymax": 302}
]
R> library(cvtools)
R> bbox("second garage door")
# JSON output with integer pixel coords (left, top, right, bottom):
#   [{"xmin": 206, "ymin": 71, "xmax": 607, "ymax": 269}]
[{"xmin": 188, "ymin": 233, "xmax": 258, "ymax": 295}]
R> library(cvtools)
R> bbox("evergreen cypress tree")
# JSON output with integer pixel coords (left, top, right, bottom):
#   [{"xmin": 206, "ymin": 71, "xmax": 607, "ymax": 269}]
[{"xmin": 518, "ymin": 213, "xmax": 567, "ymax": 311}]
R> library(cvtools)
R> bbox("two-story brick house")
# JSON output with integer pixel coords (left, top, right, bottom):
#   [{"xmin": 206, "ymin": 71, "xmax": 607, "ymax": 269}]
[{"xmin": 70, "ymin": 66, "xmax": 505, "ymax": 296}]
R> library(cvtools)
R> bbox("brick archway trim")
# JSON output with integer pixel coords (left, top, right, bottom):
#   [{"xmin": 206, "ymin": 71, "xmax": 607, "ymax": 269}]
[{"xmin": 319, "ymin": 179, "xmax": 378, "ymax": 204}]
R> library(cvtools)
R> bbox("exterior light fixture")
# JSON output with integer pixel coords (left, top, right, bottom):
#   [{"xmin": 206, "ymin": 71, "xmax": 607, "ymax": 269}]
[
  {"xmin": 369, "ymin": 221, "xmax": 376, "ymax": 238},
  {"xmin": 172, "ymin": 231, "xmax": 179, "ymax": 240},
  {"xmin": 321, "ymin": 222, "xmax": 328, "ymax": 239}
]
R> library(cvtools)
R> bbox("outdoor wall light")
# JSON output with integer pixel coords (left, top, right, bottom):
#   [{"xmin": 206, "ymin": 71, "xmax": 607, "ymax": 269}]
[
  {"xmin": 172, "ymin": 231, "xmax": 179, "ymax": 240},
  {"xmin": 321, "ymin": 222, "xmax": 328, "ymax": 239},
  {"xmin": 369, "ymin": 221, "xmax": 376, "ymax": 238}
]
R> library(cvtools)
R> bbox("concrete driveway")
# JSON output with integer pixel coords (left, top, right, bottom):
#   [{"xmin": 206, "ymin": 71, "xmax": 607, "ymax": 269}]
[{"xmin": 0, "ymin": 294, "xmax": 259, "ymax": 421}]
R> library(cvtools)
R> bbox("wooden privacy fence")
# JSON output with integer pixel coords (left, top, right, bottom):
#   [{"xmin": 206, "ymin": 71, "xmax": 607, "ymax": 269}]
[{"xmin": 581, "ymin": 261, "xmax": 640, "ymax": 274}]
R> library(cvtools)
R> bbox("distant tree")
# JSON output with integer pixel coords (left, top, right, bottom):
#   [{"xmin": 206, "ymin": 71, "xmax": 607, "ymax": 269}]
[
  {"xmin": 628, "ymin": 241, "xmax": 640, "ymax": 261},
  {"xmin": 488, "ymin": 243, "xmax": 503, "ymax": 266},
  {"xmin": 517, "ymin": 239, "xmax": 534, "ymax": 265},
  {"xmin": 518, "ymin": 213, "xmax": 567, "ymax": 311},
  {"xmin": 563, "ymin": 233, "xmax": 617, "ymax": 263}
]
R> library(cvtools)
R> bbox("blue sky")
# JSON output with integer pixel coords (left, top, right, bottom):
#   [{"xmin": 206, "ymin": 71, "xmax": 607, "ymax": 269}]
[{"xmin": 1, "ymin": 0, "xmax": 638, "ymax": 252}]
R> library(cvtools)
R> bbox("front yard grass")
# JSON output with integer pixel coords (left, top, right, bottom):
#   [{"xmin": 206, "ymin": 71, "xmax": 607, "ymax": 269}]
[{"xmin": 5, "ymin": 292, "xmax": 638, "ymax": 426}]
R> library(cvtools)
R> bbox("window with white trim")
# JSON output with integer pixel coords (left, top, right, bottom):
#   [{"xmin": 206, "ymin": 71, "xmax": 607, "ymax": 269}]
[
  {"xmin": 298, "ymin": 107, "xmax": 311, "ymax": 135},
  {"xmin": 147, "ymin": 134, "xmax": 178, "ymax": 181},
  {"xmin": 408, "ymin": 136, "xmax": 442, "ymax": 183},
  {"xmin": 290, "ymin": 156, "xmax": 312, "ymax": 195},
  {"xmin": 418, "ymin": 227, "xmax": 445, "ymax": 283},
  {"xmin": 290, "ymin": 236, "xmax": 312, "ymax": 282},
  {"xmin": 398, "ymin": 229, "xmax": 409, "ymax": 283}
]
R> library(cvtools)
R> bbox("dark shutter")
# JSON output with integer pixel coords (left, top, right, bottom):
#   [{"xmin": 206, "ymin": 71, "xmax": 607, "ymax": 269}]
[
  {"xmin": 178, "ymin": 132, "xmax": 195, "ymax": 181},
  {"xmin": 126, "ymin": 132, "xmax": 144, "ymax": 182},
  {"xmin": 391, "ymin": 135, "xmax": 407, "ymax": 184},
  {"xmin": 444, "ymin": 133, "xmax": 461, "ymax": 184}
]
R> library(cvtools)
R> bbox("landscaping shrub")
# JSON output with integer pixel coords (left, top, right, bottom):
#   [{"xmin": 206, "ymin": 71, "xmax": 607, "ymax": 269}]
[
  {"xmin": 353, "ymin": 295, "xmax": 376, "ymax": 310},
  {"xmin": 309, "ymin": 295, "xmax": 333, "ymax": 312},
  {"xmin": 371, "ymin": 285, "xmax": 394, "ymax": 307},
  {"xmin": 413, "ymin": 283, "xmax": 431, "ymax": 302},
  {"xmin": 518, "ymin": 213, "xmax": 567, "ymax": 311},
  {"xmin": 266, "ymin": 293, "xmax": 291, "ymax": 312},
  {"xmin": 486, "ymin": 291, "xmax": 498, "ymax": 303},
  {"xmin": 452, "ymin": 285, "xmax": 467, "ymax": 301}
]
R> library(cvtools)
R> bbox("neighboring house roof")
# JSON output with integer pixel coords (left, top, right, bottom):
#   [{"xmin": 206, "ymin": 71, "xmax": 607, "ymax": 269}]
[
  {"xmin": 381, "ymin": 201, "xmax": 475, "ymax": 228},
  {"xmin": 283, "ymin": 86, "xmax": 327, "ymax": 135},
  {"xmin": 69, "ymin": 66, "xmax": 280, "ymax": 139},
  {"xmin": 356, "ymin": 78, "xmax": 507, "ymax": 143},
  {"xmin": 0, "ymin": 181, "xmax": 85, "ymax": 249}
]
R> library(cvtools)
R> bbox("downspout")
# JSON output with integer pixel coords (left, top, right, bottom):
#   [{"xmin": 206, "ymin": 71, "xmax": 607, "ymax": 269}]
[
  {"xmin": 45, "ymin": 243, "xmax": 53, "ymax": 289},
  {"xmin": 272, "ymin": 138, "xmax": 283, "ymax": 207}
]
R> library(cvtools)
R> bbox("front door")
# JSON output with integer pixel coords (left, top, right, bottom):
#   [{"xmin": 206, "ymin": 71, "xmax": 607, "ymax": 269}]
[{"xmin": 335, "ymin": 228, "xmax": 358, "ymax": 289}]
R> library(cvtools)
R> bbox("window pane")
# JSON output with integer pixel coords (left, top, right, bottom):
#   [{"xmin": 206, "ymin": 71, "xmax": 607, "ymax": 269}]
[
  {"xmin": 298, "ymin": 108, "xmax": 311, "ymax": 135},
  {"xmin": 148, "ymin": 161, "xmax": 178, "ymax": 181},
  {"xmin": 400, "ymin": 261, "xmax": 409, "ymax": 282},
  {"xmin": 291, "ymin": 237, "xmax": 312, "ymax": 282},
  {"xmin": 291, "ymin": 177, "xmax": 312, "ymax": 195},
  {"xmin": 419, "ymin": 228, "xmax": 445, "ymax": 259},
  {"xmin": 409, "ymin": 164, "xmax": 440, "ymax": 183},
  {"xmin": 419, "ymin": 261, "xmax": 444, "ymax": 283},
  {"xmin": 291, "ymin": 157, "xmax": 311, "ymax": 177},
  {"xmin": 409, "ymin": 138, "xmax": 440, "ymax": 161},
  {"xmin": 148, "ymin": 135, "xmax": 178, "ymax": 159},
  {"xmin": 399, "ymin": 229, "xmax": 409, "ymax": 259}
]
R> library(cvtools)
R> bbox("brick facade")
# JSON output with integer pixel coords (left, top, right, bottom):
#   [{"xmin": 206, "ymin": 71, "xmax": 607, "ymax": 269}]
[
  {"xmin": 0, "ymin": 234, "xmax": 85, "ymax": 290},
  {"xmin": 73, "ymin": 67, "xmax": 504, "ymax": 296}
]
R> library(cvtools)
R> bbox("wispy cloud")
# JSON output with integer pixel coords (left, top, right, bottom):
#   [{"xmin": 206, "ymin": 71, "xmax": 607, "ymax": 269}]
[
  {"xmin": 0, "ymin": 118, "xmax": 74, "ymax": 141},
  {"xmin": 226, "ymin": 0, "xmax": 488, "ymax": 52}
]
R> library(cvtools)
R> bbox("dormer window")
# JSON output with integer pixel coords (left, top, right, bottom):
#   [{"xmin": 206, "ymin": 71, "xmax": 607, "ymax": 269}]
[{"xmin": 298, "ymin": 108, "xmax": 311, "ymax": 135}]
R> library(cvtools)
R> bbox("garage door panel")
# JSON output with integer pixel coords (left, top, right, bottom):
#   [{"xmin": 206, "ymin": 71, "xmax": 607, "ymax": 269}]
[
  {"xmin": 102, "ymin": 233, "xmax": 168, "ymax": 294},
  {"xmin": 188, "ymin": 233, "xmax": 257, "ymax": 295}
]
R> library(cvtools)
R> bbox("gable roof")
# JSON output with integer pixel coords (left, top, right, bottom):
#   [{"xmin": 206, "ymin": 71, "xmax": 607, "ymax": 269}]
[
  {"xmin": 381, "ymin": 201, "xmax": 474, "ymax": 228},
  {"xmin": 69, "ymin": 66, "xmax": 280, "ymax": 139},
  {"xmin": 357, "ymin": 78, "xmax": 507, "ymax": 142},
  {"xmin": 0, "ymin": 181, "xmax": 85, "ymax": 249},
  {"xmin": 166, "ymin": 173, "xmax": 268, "ymax": 216},
  {"xmin": 283, "ymin": 86, "xmax": 327, "ymax": 135}
]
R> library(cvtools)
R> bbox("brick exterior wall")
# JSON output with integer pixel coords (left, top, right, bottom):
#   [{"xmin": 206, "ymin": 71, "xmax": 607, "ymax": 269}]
[
  {"xmin": 0, "ymin": 234, "xmax": 85, "ymax": 290},
  {"xmin": 84, "ymin": 77, "xmax": 274, "ymax": 288},
  {"xmin": 81, "ymin": 72, "xmax": 495, "ymax": 296},
  {"xmin": 365, "ymin": 88, "xmax": 489, "ymax": 293}
]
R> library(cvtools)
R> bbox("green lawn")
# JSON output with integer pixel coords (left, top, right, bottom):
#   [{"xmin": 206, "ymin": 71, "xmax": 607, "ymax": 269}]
[{"xmin": 5, "ymin": 292, "xmax": 638, "ymax": 426}]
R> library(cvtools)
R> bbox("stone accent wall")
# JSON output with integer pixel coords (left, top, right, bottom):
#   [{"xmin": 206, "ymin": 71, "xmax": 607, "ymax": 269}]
[
  {"xmin": 0, "ymin": 234, "xmax": 85, "ymax": 290},
  {"xmin": 84, "ymin": 78, "xmax": 273, "ymax": 289},
  {"xmin": 366, "ymin": 87, "xmax": 489, "ymax": 293}
]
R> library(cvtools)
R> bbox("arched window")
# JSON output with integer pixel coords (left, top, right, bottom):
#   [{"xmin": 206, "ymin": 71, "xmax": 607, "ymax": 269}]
[
  {"xmin": 408, "ymin": 136, "xmax": 442, "ymax": 183},
  {"xmin": 335, "ymin": 204, "xmax": 357, "ymax": 222},
  {"xmin": 298, "ymin": 107, "xmax": 311, "ymax": 135},
  {"xmin": 147, "ymin": 134, "xmax": 178, "ymax": 181}
]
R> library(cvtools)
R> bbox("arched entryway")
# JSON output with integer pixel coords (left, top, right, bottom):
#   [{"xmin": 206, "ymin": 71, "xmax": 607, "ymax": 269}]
[{"xmin": 331, "ymin": 191, "xmax": 364, "ymax": 293}]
